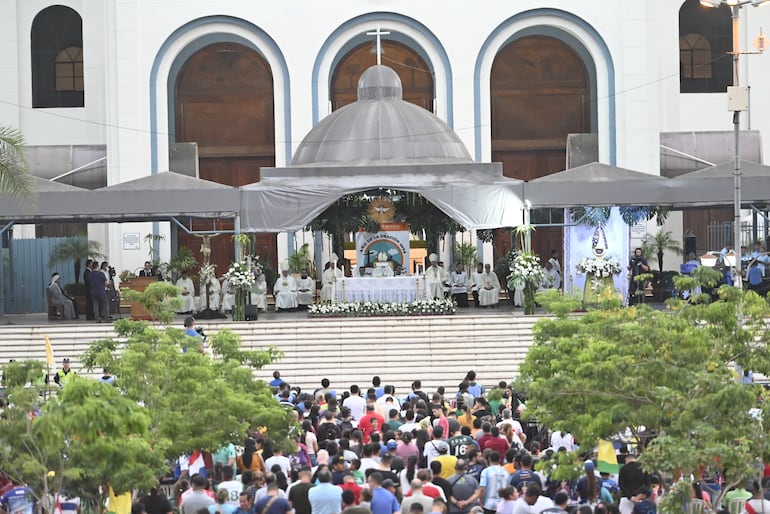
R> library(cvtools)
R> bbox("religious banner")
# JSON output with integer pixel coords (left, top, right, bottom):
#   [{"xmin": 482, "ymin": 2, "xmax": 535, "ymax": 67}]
[{"xmin": 355, "ymin": 223, "xmax": 410, "ymax": 274}]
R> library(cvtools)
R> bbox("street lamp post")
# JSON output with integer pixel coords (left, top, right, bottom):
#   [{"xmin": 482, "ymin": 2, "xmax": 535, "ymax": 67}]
[{"xmin": 700, "ymin": 0, "xmax": 769, "ymax": 289}]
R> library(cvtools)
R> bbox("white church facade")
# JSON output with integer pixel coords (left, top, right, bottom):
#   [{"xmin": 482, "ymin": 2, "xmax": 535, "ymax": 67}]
[{"xmin": 1, "ymin": 0, "xmax": 769, "ymax": 276}]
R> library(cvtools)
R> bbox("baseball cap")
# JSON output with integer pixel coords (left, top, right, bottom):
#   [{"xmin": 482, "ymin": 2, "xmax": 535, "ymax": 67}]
[{"xmin": 387, "ymin": 439, "xmax": 398, "ymax": 450}]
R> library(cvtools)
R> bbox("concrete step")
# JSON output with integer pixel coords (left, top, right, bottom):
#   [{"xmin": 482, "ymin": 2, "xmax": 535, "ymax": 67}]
[{"xmin": 0, "ymin": 313, "xmax": 541, "ymax": 395}]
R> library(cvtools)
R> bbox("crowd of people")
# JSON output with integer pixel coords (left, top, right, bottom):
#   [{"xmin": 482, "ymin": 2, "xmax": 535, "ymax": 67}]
[{"xmin": 125, "ymin": 370, "xmax": 758, "ymax": 514}]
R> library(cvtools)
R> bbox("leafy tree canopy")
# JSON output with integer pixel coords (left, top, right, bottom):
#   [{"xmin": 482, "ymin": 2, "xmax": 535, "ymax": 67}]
[
  {"xmin": 0, "ymin": 363, "xmax": 164, "ymax": 506},
  {"xmin": 81, "ymin": 320, "xmax": 290, "ymax": 460},
  {"xmin": 524, "ymin": 281, "xmax": 770, "ymax": 502}
]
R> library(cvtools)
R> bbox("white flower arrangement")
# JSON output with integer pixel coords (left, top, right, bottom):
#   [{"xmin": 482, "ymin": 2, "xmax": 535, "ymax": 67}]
[
  {"xmin": 308, "ymin": 298, "xmax": 456, "ymax": 318},
  {"xmin": 199, "ymin": 263, "xmax": 217, "ymax": 288},
  {"xmin": 223, "ymin": 261, "xmax": 256, "ymax": 292},
  {"xmin": 576, "ymin": 255, "xmax": 622, "ymax": 278},
  {"xmin": 507, "ymin": 252, "xmax": 545, "ymax": 289}
]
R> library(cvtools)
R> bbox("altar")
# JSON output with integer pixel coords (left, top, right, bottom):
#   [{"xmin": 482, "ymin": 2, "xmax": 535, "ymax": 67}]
[{"xmin": 334, "ymin": 276, "xmax": 428, "ymax": 303}]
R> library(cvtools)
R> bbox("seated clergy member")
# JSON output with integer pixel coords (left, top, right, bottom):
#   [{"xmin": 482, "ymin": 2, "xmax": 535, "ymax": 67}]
[
  {"xmin": 251, "ymin": 272, "xmax": 268, "ymax": 312},
  {"xmin": 478, "ymin": 264, "xmax": 501, "ymax": 307},
  {"xmin": 220, "ymin": 276, "xmax": 235, "ymax": 313},
  {"xmin": 449, "ymin": 262, "xmax": 469, "ymax": 307},
  {"xmin": 296, "ymin": 267, "xmax": 315, "ymax": 310},
  {"xmin": 273, "ymin": 261, "xmax": 298, "ymax": 312},
  {"xmin": 176, "ymin": 271, "xmax": 196, "ymax": 314}
]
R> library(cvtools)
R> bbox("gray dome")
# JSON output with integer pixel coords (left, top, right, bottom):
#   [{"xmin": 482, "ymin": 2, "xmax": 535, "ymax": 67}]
[{"xmin": 291, "ymin": 65, "xmax": 472, "ymax": 166}]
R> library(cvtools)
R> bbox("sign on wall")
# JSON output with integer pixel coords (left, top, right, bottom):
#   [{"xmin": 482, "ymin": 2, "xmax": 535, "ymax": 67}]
[{"xmin": 355, "ymin": 223, "xmax": 410, "ymax": 272}]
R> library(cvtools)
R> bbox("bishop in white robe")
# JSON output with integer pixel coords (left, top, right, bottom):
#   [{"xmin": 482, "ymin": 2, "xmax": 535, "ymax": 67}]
[
  {"xmin": 273, "ymin": 265, "xmax": 298, "ymax": 311},
  {"xmin": 424, "ymin": 254, "xmax": 448, "ymax": 300}
]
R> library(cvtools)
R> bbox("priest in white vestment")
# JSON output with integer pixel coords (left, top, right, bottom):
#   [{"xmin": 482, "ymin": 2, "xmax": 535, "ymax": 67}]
[
  {"xmin": 478, "ymin": 264, "xmax": 501, "ymax": 307},
  {"xmin": 251, "ymin": 273, "xmax": 268, "ymax": 311},
  {"xmin": 200, "ymin": 274, "xmax": 221, "ymax": 311},
  {"xmin": 539, "ymin": 261, "xmax": 561, "ymax": 292},
  {"xmin": 320, "ymin": 262, "xmax": 342, "ymax": 302},
  {"xmin": 220, "ymin": 277, "xmax": 234, "ymax": 312},
  {"xmin": 424, "ymin": 253, "xmax": 448, "ymax": 300},
  {"xmin": 176, "ymin": 272, "xmax": 196, "ymax": 313},
  {"xmin": 296, "ymin": 268, "xmax": 315, "ymax": 310},
  {"xmin": 273, "ymin": 262, "xmax": 298, "ymax": 312}
]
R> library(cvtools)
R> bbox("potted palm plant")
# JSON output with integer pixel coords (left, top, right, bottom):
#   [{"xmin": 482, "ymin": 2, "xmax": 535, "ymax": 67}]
[{"xmin": 641, "ymin": 229, "xmax": 683, "ymax": 301}]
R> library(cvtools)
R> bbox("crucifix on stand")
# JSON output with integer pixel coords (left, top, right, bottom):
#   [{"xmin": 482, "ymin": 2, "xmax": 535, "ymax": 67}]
[{"xmin": 366, "ymin": 26, "xmax": 390, "ymax": 65}]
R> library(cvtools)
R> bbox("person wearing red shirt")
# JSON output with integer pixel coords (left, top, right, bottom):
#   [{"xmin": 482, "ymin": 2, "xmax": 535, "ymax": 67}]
[
  {"xmin": 339, "ymin": 473, "xmax": 362, "ymax": 504},
  {"xmin": 358, "ymin": 404, "xmax": 385, "ymax": 441},
  {"xmin": 480, "ymin": 426, "xmax": 510, "ymax": 457}
]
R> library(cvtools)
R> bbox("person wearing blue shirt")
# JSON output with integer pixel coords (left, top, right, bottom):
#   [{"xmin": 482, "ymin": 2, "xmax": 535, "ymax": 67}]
[
  {"xmin": 308, "ymin": 470, "xmax": 341, "ymax": 514},
  {"xmin": 0, "ymin": 482, "xmax": 35, "ymax": 514},
  {"xmin": 369, "ymin": 472, "xmax": 400, "ymax": 514},
  {"xmin": 269, "ymin": 371, "xmax": 285, "ymax": 389},
  {"xmin": 184, "ymin": 316, "xmax": 201, "ymax": 338}
]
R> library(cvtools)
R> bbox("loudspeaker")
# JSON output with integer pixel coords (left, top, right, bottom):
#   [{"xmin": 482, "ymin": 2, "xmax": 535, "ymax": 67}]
[{"xmin": 244, "ymin": 305, "xmax": 259, "ymax": 321}]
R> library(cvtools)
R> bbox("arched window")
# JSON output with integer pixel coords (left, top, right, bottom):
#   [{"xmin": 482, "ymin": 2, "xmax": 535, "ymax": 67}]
[
  {"xmin": 679, "ymin": 0, "xmax": 732, "ymax": 93},
  {"xmin": 31, "ymin": 5, "xmax": 84, "ymax": 107},
  {"xmin": 55, "ymin": 46, "xmax": 84, "ymax": 92}
]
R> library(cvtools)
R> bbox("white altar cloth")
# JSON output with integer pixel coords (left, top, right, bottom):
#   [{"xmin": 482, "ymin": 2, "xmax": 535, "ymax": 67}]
[{"xmin": 335, "ymin": 276, "xmax": 428, "ymax": 303}]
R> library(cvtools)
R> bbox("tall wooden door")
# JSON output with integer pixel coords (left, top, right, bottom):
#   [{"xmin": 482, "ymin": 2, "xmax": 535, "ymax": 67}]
[
  {"xmin": 174, "ymin": 42, "xmax": 277, "ymax": 275},
  {"xmin": 490, "ymin": 36, "xmax": 591, "ymax": 265},
  {"xmin": 331, "ymin": 40, "xmax": 434, "ymax": 112}
]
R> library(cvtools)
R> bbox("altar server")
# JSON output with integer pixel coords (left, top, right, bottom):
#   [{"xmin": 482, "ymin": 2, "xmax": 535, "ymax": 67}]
[
  {"xmin": 273, "ymin": 261, "xmax": 298, "ymax": 312},
  {"xmin": 296, "ymin": 267, "xmax": 315, "ymax": 309},
  {"xmin": 449, "ymin": 262, "xmax": 469, "ymax": 307},
  {"xmin": 320, "ymin": 261, "xmax": 342, "ymax": 301}
]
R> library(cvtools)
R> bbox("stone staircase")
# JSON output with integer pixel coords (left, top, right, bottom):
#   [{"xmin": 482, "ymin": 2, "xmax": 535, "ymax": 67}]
[{"xmin": 0, "ymin": 313, "xmax": 543, "ymax": 393}]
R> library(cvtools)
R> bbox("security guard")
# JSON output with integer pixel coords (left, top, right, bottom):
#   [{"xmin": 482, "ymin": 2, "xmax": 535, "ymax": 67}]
[{"xmin": 53, "ymin": 357, "xmax": 77, "ymax": 386}]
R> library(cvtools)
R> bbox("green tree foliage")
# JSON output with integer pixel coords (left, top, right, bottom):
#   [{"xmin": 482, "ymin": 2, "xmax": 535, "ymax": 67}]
[
  {"xmin": 521, "ymin": 283, "xmax": 770, "ymax": 507},
  {"xmin": 0, "ymin": 126, "xmax": 31, "ymax": 199},
  {"xmin": 0, "ymin": 361, "xmax": 164, "ymax": 505},
  {"xmin": 81, "ymin": 320, "xmax": 290, "ymax": 460},
  {"xmin": 453, "ymin": 242, "xmax": 477, "ymax": 271},
  {"xmin": 120, "ymin": 281, "xmax": 182, "ymax": 323}
]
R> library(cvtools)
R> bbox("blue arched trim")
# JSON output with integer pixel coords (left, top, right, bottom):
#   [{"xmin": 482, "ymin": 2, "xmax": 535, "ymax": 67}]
[
  {"xmin": 149, "ymin": 15, "xmax": 291, "ymax": 174},
  {"xmin": 473, "ymin": 8, "xmax": 616, "ymax": 164},
  {"xmin": 311, "ymin": 12, "xmax": 453, "ymax": 127}
]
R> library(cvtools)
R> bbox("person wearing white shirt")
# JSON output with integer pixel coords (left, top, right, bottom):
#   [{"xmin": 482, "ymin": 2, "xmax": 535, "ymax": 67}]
[
  {"xmin": 273, "ymin": 262, "xmax": 298, "ymax": 312},
  {"xmin": 216, "ymin": 466, "xmax": 243, "ymax": 506},
  {"xmin": 512, "ymin": 485, "xmax": 554, "ymax": 514},
  {"xmin": 263, "ymin": 449, "xmax": 292, "ymax": 476},
  {"xmin": 550, "ymin": 431, "xmax": 575, "ymax": 452},
  {"xmin": 176, "ymin": 272, "xmax": 196, "ymax": 314},
  {"xmin": 343, "ymin": 385, "xmax": 367, "ymax": 421},
  {"xmin": 296, "ymin": 268, "xmax": 315, "ymax": 309}
]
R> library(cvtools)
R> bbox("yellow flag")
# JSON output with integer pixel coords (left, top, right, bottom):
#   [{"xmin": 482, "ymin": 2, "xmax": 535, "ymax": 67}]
[
  {"xmin": 45, "ymin": 335, "xmax": 55, "ymax": 367},
  {"xmin": 597, "ymin": 440, "xmax": 619, "ymax": 474}
]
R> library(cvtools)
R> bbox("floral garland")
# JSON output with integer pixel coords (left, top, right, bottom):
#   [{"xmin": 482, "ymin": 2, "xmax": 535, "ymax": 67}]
[
  {"xmin": 309, "ymin": 298, "xmax": 456, "ymax": 318},
  {"xmin": 576, "ymin": 256, "xmax": 622, "ymax": 278}
]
